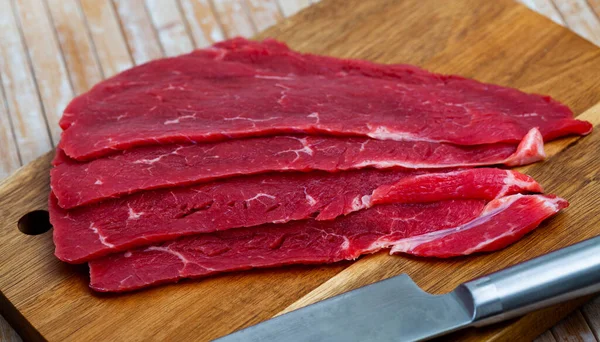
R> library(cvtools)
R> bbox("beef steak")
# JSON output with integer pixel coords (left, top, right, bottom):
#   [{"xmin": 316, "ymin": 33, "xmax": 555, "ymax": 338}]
[
  {"xmin": 51, "ymin": 128, "xmax": 544, "ymax": 209},
  {"xmin": 58, "ymin": 38, "xmax": 591, "ymax": 161},
  {"xmin": 51, "ymin": 169, "xmax": 541, "ymax": 263},
  {"xmin": 88, "ymin": 194, "xmax": 566, "ymax": 292}
]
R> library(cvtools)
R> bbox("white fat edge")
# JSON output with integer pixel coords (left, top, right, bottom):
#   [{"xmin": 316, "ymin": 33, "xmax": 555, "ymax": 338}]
[
  {"xmin": 254, "ymin": 75, "xmax": 295, "ymax": 80},
  {"xmin": 539, "ymin": 196, "xmax": 565, "ymax": 212},
  {"xmin": 388, "ymin": 194, "xmax": 526, "ymax": 254},
  {"xmin": 497, "ymin": 170, "xmax": 541, "ymax": 198},
  {"xmin": 350, "ymin": 195, "xmax": 373, "ymax": 212},
  {"xmin": 366, "ymin": 126, "xmax": 438, "ymax": 142},
  {"xmin": 164, "ymin": 114, "xmax": 196, "ymax": 125},
  {"xmin": 480, "ymin": 193, "xmax": 524, "ymax": 215},
  {"xmin": 460, "ymin": 228, "xmax": 517, "ymax": 255},
  {"xmin": 503, "ymin": 128, "xmax": 546, "ymax": 166},
  {"xmin": 457, "ymin": 195, "xmax": 563, "ymax": 255},
  {"xmin": 349, "ymin": 159, "xmax": 518, "ymax": 170},
  {"xmin": 363, "ymin": 238, "xmax": 393, "ymax": 254}
]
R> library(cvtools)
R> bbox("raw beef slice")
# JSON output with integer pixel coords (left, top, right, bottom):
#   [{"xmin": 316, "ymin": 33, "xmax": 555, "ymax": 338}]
[
  {"xmin": 391, "ymin": 194, "xmax": 568, "ymax": 257},
  {"xmin": 58, "ymin": 37, "xmax": 591, "ymax": 160},
  {"xmin": 89, "ymin": 194, "xmax": 566, "ymax": 292},
  {"xmin": 50, "ymin": 169, "xmax": 541, "ymax": 263},
  {"xmin": 51, "ymin": 128, "xmax": 544, "ymax": 209}
]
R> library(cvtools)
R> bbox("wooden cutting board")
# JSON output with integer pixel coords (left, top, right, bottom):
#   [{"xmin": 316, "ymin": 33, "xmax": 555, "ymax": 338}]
[{"xmin": 1, "ymin": 0, "xmax": 600, "ymax": 341}]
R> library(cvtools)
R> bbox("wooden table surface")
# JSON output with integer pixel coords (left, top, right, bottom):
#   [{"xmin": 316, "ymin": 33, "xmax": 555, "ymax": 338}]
[{"xmin": 0, "ymin": 0, "xmax": 599, "ymax": 341}]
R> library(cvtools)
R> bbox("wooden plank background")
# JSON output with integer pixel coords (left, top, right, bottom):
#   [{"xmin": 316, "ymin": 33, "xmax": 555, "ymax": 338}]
[{"xmin": 0, "ymin": 0, "xmax": 599, "ymax": 340}]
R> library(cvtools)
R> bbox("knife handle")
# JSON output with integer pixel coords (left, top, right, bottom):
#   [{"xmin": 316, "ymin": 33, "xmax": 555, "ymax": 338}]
[{"xmin": 457, "ymin": 235, "xmax": 600, "ymax": 326}]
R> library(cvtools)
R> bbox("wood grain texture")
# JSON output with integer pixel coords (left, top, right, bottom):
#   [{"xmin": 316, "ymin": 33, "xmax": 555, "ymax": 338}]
[
  {"xmin": 450, "ymin": 296, "xmax": 593, "ymax": 342},
  {"xmin": 518, "ymin": 0, "xmax": 566, "ymax": 25},
  {"xmin": 14, "ymin": 0, "xmax": 75, "ymax": 144},
  {"xmin": 276, "ymin": 0, "xmax": 311, "ymax": 17},
  {"xmin": 79, "ymin": 0, "xmax": 133, "ymax": 77},
  {"xmin": 245, "ymin": 0, "xmax": 283, "ymax": 31},
  {"xmin": 46, "ymin": 0, "xmax": 104, "ymax": 94},
  {"xmin": 590, "ymin": 0, "xmax": 600, "ymax": 18},
  {"xmin": 179, "ymin": 0, "xmax": 225, "ymax": 47},
  {"xmin": 552, "ymin": 310, "xmax": 598, "ymax": 342},
  {"xmin": 0, "ymin": 83, "xmax": 21, "ymax": 179},
  {"xmin": 1, "ymin": 1, "xmax": 600, "ymax": 341},
  {"xmin": 552, "ymin": 0, "xmax": 600, "ymax": 46},
  {"xmin": 582, "ymin": 297, "xmax": 600, "ymax": 340},
  {"xmin": 113, "ymin": 0, "xmax": 163, "ymax": 64},
  {"xmin": 1, "ymin": 0, "xmax": 599, "ymax": 341},
  {"xmin": 0, "ymin": 0, "xmax": 52, "ymax": 164},
  {"xmin": 145, "ymin": 0, "xmax": 194, "ymax": 56},
  {"xmin": 0, "ymin": 315, "xmax": 21, "ymax": 342},
  {"xmin": 211, "ymin": 0, "xmax": 256, "ymax": 37},
  {"xmin": 538, "ymin": 330, "xmax": 559, "ymax": 342}
]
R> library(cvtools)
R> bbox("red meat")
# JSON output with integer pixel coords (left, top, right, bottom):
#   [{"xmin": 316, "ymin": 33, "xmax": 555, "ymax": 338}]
[
  {"xmin": 50, "ymin": 169, "xmax": 541, "ymax": 263},
  {"xmin": 58, "ymin": 38, "xmax": 591, "ymax": 161},
  {"xmin": 51, "ymin": 128, "xmax": 544, "ymax": 209},
  {"xmin": 88, "ymin": 194, "xmax": 565, "ymax": 292}
]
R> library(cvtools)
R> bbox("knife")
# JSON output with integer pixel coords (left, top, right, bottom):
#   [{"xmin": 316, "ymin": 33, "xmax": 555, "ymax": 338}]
[{"xmin": 215, "ymin": 235, "xmax": 600, "ymax": 342}]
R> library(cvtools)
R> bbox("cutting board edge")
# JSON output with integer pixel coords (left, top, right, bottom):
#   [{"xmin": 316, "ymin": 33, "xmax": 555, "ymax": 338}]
[
  {"xmin": 0, "ymin": 291, "xmax": 45, "ymax": 342},
  {"xmin": 2, "ymin": 0, "xmax": 600, "ymax": 340}
]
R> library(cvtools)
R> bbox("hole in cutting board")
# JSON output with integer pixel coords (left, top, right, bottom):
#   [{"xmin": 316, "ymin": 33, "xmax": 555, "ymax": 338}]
[{"xmin": 18, "ymin": 210, "xmax": 52, "ymax": 235}]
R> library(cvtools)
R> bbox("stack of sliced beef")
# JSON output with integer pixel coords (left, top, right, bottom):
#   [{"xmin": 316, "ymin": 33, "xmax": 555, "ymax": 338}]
[{"xmin": 49, "ymin": 38, "xmax": 592, "ymax": 292}]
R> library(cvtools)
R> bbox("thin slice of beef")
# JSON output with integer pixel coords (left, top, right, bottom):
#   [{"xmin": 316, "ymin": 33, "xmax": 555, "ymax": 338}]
[
  {"xmin": 51, "ymin": 128, "xmax": 544, "ymax": 209},
  {"xmin": 89, "ymin": 199, "xmax": 486, "ymax": 292},
  {"xmin": 391, "ymin": 194, "xmax": 568, "ymax": 257},
  {"xmin": 58, "ymin": 38, "xmax": 591, "ymax": 161},
  {"xmin": 88, "ymin": 194, "xmax": 566, "ymax": 292},
  {"xmin": 50, "ymin": 169, "xmax": 541, "ymax": 263},
  {"xmin": 370, "ymin": 167, "xmax": 543, "ymax": 205}
]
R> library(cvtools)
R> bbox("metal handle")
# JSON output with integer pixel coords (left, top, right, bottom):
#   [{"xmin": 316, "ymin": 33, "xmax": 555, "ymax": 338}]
[{"xmin": 458, "ymin": 235, "xmax": 600, "ymax": 326}]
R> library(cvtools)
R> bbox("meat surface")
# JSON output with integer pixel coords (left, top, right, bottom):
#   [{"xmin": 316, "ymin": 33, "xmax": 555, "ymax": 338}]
[
  {"xmin": 49, "ymin": 37, "xmax": 584, "ymax": 294},
  {"xmin": 51, "ymin": 128, "xmax": 544, "ymax": 209},
  {"xmin": 391, "ymin": 194, "xmax": 568, "ymax": 257},
  {"xmin": 88, "ymin": 194, "xmax": 565, "ymax": 292},
  {"xmin": 89, "ymin": 200, "xmax": 486, "ymax": 292},
  {"xmin": 370, "ymin": 168, "xmax": 543, "ymax": 205},
  {"xmin": 50, "ymin": 169, "xmax": 541, "ymax": 263},
  {"xmin": 58, "ymin": 38, "xmax": 591, "ymax": 161}
]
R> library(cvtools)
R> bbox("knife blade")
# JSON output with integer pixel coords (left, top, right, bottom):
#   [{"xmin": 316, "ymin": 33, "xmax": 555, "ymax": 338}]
[{"xmin": 215, "ymin": 235, "xmax": 600, "ymax": 342}]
